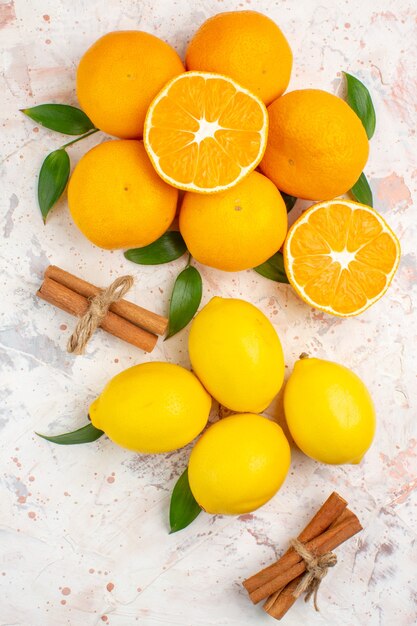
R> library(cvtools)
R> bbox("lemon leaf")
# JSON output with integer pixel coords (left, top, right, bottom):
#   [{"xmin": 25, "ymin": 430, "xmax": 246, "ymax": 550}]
[
  {"xmin": 350, "ymin": 172, "xmax": 373, "ymax": 207},
  {"xmin": 38, "ymin": 149, "xmax": 70, "ymax": 223},
  {"xmin": 166, "ymin": 265, "xmax": 202, "ymax": 338},
  {"xmin": 124, "ymin": 231, "xmax": 188, "ymax": 265},
  {"xmin": 21, "ymin": 104, "xmax": 95, "ymax": 135},
  {"xmin": 254, "ymin": 251, "xmax": 289, "ymax": 283},
  {"xmin": 280, "ymin": 191, "xmax": 297, "ymax": 213},
  {"xmin": 344, "ymin": 72, "xmax": 376, "ymax": 140},
  {"xmin": 36, "ymin": 423, "xmax": 104, "ymax": 445},
  {"xmin": 169, "ymin": 468, "xmax": 201, "ymax": 533}
]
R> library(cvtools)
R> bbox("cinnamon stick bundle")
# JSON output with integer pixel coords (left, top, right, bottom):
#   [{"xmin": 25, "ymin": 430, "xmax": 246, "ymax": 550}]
[
  {"xmin": 264, "ymin": 508, "xmax": 354, "ymax": 619},
  {"xmin": 243, "ymin": 492, "xmax": 362, "ymax": 620},
  {"xmin": 36, "ymin": 265, "xmax": 168, "ymax": 353},
  {"xmin": 45, "ymin": 265, "xmax": 168, "ymax": 336}
]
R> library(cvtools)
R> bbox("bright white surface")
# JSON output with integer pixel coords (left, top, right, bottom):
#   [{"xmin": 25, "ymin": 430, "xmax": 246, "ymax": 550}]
[{"xmin": 1, "ymin": 1, "xmax": 416, "ymax": 625}]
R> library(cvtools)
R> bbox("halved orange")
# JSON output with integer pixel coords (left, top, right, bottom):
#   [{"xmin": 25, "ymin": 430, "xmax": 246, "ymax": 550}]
[
  {"xmin": 143, "ymin": 71, "xmax": 268, "ymax": 193},
  {"xmin": 284, "ymin": 200, "xmax": 401, "ymax": 316}
]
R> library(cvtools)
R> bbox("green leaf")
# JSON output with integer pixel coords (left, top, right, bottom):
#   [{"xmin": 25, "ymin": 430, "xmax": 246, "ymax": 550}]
[
  {"xmin": 254, "ymin": 251, "xmax": 289, "ymax": 283},
  {"xmin": 166, "ymin": 265, "xmax": 202, "ymax": 338},
  {"xmin": 21, "ymin": 104, "xmax": 95, "ymax": 135},
  {"xmin": 36, "ymin": 422, "xmax": 104, "ymax": 445},
  {"xmin": 124, "ymin": 231, "xmax": 187, "ymax": 265},
  {"xmin": 169, "ymin": 468, "xmax": 202, "ymax": 533},
  {"xmin": 344, "ymin": 72, "xmax": 376, "ymax": 139},
  {"xmin": 38, "ymin": 149, "xmax": 70, "ymax": 222},
  {"xmin": 350, "ymin": 172, "xmax": 373, "ymax": 207},
  {"xmin": 280, "ymin": 191, "xmax": 297, "ymax": 213}
]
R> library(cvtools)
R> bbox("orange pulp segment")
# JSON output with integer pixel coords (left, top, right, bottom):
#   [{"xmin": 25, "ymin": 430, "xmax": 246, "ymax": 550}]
[
  {"xmin": 284, "ymin": 200, "xmax": 401, "ymax": 316},
  {"xmin": 143, "ymin": 71, "xmax": 268, "ymax": 193}
]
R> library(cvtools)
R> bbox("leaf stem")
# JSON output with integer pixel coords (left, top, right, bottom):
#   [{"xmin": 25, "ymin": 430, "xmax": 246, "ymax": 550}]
[
  {"xmin": 185, "ymin": 253, "xmax": 192, "ymax": 268},
  {"xmin": 60, "ymin": 128, "xmax": 99, "ymax": 149}
]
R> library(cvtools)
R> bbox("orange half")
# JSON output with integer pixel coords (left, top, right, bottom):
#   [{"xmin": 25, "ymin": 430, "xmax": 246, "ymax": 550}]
[
  {"xmin": 143, "ymin": 71, "xmax": 268, "ymax": 193},
  {"xmin": 284, "ymin": 200, "xmax": 401, "ymax": 316}
]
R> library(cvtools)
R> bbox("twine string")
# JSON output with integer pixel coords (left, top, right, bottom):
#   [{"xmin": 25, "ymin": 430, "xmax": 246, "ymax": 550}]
[
  {"xmin": 67, "ymin": 275, "xmax": 134, "ymax": 355},
  {"xmin": 290, "ymin": 537, "xmax": 338, "ymax": 612}
]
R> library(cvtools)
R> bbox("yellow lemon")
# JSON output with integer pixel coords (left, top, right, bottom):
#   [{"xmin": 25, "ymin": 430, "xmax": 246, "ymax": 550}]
[
  {"xmin": 284, "ymin": 356, "xmax": 376, "ymax": 464},
  {"xmin": 188, "ymin": 297, "xmax": 285, "ymax": 413},
  {"xmin": 188, "ymin": 413, "xmax": 291, "ymax": 514},
  {"xmin": 89, "ymin": 362, "xmax": 211, "ymax": 453}
]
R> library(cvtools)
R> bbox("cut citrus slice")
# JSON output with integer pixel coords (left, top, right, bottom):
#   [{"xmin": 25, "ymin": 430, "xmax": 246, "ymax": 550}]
[
  {"xmin": 143, "ymin": 71, "xmax": 268, "ymax": 193},
  {"xmin": 284, "ymin": 200, "xmax": 401, "ymax": 316}
]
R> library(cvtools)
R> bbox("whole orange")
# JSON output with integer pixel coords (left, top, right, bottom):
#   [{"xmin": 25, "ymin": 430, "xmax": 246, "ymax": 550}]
[
  {"xmin": 179, "ymin": 171, "xmax": 287, "ymax": 272},
  {"xmin": 185, "ymin": 11, "xmax": 292, "ymax": 105},
  {"xmin": 260, "ymin": 89, "xmax": 369, "ymax": 201},
  {"xmin": 67, "ymin": 140, "xmax": 177, "ymax": 250},
  {"xmin": 76, "ymin": 31, "xmax": 184, "ymax": 139}
]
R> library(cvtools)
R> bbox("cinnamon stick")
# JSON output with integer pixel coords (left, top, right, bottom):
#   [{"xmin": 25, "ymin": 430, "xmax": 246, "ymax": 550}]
[
  {"xmin": 45, "ymin": 265, "xmax": 168, "ymax": 335},
  {"xmin": 37, "ymin": 277, "xmax": 158, "ymax": 353},
  {"xmin": 248, "ymin": 511, "xmax": 362, "ymax": 604},
  {"xmin": 244, "ymin": 491, "xmax": 347, "ymax": 595},
  {"xmin": 264, "ymin": 508, "xmax": 356, "ymax": 619},
  {"xmin": 263, "ymin": 577, "xmax": 300, "ymax": 617}
]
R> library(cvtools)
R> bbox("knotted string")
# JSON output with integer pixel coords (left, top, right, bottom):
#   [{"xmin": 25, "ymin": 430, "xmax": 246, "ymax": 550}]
[
  {"xmin": 290, "ymin": 538, "xmax": 338, "ymax": 612},
  {"xmin": 67, "ymin": 275, "xmax": 134, "ymax": 355}
]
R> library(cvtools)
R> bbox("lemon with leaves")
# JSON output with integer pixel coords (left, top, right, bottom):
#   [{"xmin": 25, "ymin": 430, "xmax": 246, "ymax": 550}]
[
  {"xmin": 188, "ymin": 413, "xmax": 291, "ymax": 514},
  {"xmin": 188, "ymin": 297, "xmax": 284, "ymax": 413},
  {"xmin": 284, "ymin": 356, "xmax": 376, "ymax": 464},
  {"xmin": 89, "ymin": 362, "xmax": 211, "ymax": 453}
]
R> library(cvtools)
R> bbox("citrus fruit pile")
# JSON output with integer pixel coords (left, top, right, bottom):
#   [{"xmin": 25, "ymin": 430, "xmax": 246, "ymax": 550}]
[
  {"xmin": 65, "ymin": 10, "xmax": 400, "ymax": 317},
  {"xmin": 34, "ymin": 10, "xmax": 397, "ymax": 528},
  {"xmin": 70, "ymin": 296, "xmax": 375, "ymax": 519}
]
